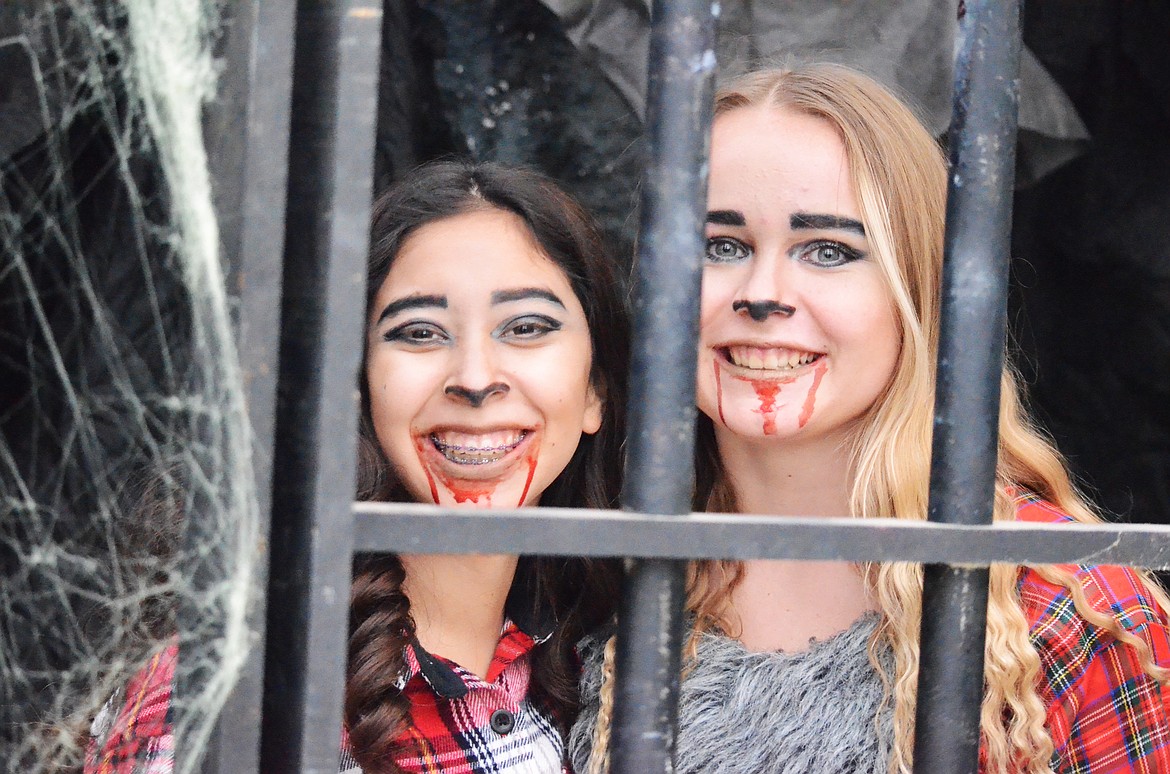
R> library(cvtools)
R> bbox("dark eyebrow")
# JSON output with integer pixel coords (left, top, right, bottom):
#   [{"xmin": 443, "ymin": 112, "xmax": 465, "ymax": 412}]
[
  {"xmin": 790, "ymin": 212, "xmax": 866, "ymax": 236},
  {"xmin": 706, "ymin": 209, "xmax": 746, "ymax": 226},
  {"xmin": 491, "ymin": 287, "xmax": 566, "ymax": 308},
  {"xmin": 376, "ymin": 294, "xmax": 446, "ymax": 324}
]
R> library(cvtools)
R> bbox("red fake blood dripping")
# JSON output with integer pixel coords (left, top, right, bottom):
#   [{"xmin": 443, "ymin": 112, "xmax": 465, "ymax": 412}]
[
  {"xmin": 415, "ymin": 437, "xmax": 442, "ymax": 504},
  {"xmin": 730, "ymin": 374, "xmax": 796, "ymax": 436},
  {"xmin": 515, "ymin": 448, "xmax": 539, "ymax": 508},
  {"xmin": 421, "ymin": 467, "xmax": 441, "ymax": 504},
  {"xmin": 713, "ymin": 360, "xmax": 728, "ymax": 427},
  {"xmin": 752, "ymin": 380, "xmax": 782, "ymax": 435},
  {"xmin": 797, "ymin": 360, "xmax": 828, "ymax": 428},
  {"xmin": 438, "ymin": 475, "xmax": 497, "ymax": 505},
  {"xmin": 413, "ymin": 437, "xmax": 500, "ymax": 506}
]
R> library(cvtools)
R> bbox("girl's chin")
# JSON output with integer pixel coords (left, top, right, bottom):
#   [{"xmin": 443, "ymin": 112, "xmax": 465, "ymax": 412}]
[
  {"xmin": 711, "ymin": 412, "xmax": 801, "ymax": 440},
  {"xmin": 408, "ymin": 459, "xmax": 542, "ymax": 509}
]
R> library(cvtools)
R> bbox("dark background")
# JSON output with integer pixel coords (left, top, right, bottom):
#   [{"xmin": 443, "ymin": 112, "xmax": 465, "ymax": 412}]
[
  {"xmin": 11, "ymin": 2, "xmax": 1158, "ymax": 530},
  {"xmin": 374, "ymin": 0, "xmax": 1170, "ymax": 525},
  {"xmin": 1011, "ymin": 1, "xmax": 1170, "ymax": 524}
]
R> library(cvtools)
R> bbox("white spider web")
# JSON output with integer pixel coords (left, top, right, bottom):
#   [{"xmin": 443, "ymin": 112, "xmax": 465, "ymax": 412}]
[{"xmin": 1, "ymin": 1, "xmax": 255, "ymax": 770}]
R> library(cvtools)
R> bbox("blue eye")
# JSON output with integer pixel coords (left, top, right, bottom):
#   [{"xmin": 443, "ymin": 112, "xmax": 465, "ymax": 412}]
[
  {"xmin": 797, "ymin": 241, "xmax": 864, "ymax": 268},
  {"xmin": 705, "ymin": 237, "xmax": 751, "ymax": 264}
]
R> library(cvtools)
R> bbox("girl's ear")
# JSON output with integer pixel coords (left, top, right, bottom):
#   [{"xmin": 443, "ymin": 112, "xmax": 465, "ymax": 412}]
[{"xmin": 583, "ymin": 382, "xmax": 604, "ymax": 436}]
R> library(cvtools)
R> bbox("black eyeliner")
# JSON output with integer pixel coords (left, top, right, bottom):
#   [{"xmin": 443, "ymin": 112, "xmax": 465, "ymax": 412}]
[{"xmin": 496, "ymin": 313, "xmax": 563, "ymax": 337}]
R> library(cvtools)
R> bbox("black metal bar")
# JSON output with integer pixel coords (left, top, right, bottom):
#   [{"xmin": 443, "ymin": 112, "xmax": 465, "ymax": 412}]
[
  {"xmin": 611, "ymin": 1, "xmax": 718, "ymax": 772},
  {"xmin": 196, "ymin": 1, "xmax": 299, "ymax": 770},
  {"xmin": 260, "ymin": 2, "xmax": 382, "ymax": 772},
  {"xmin": 915, "ymin": 1, "xmax": 1024, "ymax": 772},
  {"xmin": 353, "ymin": 503, "xmax": 1170, "ymax": 569}
]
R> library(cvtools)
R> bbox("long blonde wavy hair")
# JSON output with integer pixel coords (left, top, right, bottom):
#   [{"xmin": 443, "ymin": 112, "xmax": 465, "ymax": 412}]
[{"xmin": 588, "ymin": 63, "xmax": 1170, "ymax": 774}]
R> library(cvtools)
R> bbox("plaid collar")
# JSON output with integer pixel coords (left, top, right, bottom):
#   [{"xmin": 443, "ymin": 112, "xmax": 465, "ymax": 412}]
[{"xmin": 399, "ymin": 589, "xmax": 555, "ymax": 700}]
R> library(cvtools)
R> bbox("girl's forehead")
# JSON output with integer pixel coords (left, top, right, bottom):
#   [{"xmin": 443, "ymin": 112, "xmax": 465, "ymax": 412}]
[
  {"xmin": 373, "ymin": 209, "xmax": 581, "ymax": 313},
  {"xmin": 708, "ymin": 108, "xmax": 859, "ymax": 224}
]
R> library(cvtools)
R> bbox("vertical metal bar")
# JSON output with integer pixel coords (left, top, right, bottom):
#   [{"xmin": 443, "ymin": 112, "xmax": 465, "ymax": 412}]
[
  {"xmin": 259, "ymin": 2, "xmax": 382, "ymax": 772},
  {"xmin": 193, "ymin": 1, "xmax": 299, "ymax": 770},
  {"xmin": 610, "ymin": 2, "xmax": 717, "ymax": 772},
  {"xmin": 914, "ymin": 1, "xmax": 1023, "ymax": 771}
]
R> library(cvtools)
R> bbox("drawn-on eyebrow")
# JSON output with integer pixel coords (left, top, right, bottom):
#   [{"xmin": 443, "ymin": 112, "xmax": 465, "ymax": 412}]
[
  {"xmin": 707, "ymin": 209, "xmax": 746, "ymax": 226},
  {"xmin": 491, "ymin": 287, "xmax": 566, "ymax": 308},
  {"xmin": 790, "ymin": 212, "xmax": 866, "ymax": 236},
  {"xmin": 376, "ymin": 294, "xmax": 446, "ymax": 325}
]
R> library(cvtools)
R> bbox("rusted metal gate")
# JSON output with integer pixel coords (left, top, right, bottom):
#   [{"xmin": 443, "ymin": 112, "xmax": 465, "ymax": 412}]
[{"xmin": 197, "ymin": 1, "xmax": 1170, "ymax": 772}]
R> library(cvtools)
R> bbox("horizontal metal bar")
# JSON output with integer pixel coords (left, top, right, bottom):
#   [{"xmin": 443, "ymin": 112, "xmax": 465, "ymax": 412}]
[{"xmin": 353, "ymin": 502, "xmax": 1170, "ymax": 569}]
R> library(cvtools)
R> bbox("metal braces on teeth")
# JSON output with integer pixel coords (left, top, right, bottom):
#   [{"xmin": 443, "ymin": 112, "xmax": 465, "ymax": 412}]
[
  {"xmin": 437, "ymin": 453, "xmax": 498, "ymax": 465},
  {"xmin": 431, "ymin": 434, "xmax": 525, "ymax": 454}
]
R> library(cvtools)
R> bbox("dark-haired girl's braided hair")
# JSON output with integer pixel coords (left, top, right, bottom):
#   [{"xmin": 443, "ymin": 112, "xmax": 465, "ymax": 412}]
[{"xmin": 346, "ymin": 556, "xmax": 412, "ymax": 773}]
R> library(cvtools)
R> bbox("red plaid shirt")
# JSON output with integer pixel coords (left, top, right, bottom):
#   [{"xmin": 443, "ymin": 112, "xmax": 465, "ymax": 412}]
[
  {"xmin": 1015, "ymin": 492, "xmax": 1170, "ymax": 773},
  {"xmin": 88, "ymin": 495, "xmax": 1170, "ymax": 774},
  {"xmin": 85, "ymin": 642, "xmax": 175, "ymax": 774},
  {"xmin": 339, "ymin": 618, "xmax": 568, "ymax": 774},
  {"xmin": 86, "ymin": 621, "xmax": 566, "ymax": 774}
]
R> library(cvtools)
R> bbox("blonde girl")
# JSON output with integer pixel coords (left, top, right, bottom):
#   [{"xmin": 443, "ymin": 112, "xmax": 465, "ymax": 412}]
[{"xmin": 571, "ymin": 64, "xmax": 1170, "ymax": 774}]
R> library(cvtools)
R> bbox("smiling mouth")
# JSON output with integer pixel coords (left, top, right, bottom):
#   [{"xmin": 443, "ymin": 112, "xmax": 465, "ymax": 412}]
[
  {"xmin": 430, "ymin": 429, "xmax": 529, "ymax": 465},
  {"xmin": 721, "ymin": 345, "xmax": 823, "ymax": 372}
]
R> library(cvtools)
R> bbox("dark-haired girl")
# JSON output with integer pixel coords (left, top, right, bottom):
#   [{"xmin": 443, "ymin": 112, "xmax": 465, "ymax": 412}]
[{"xmin": 342, "ymin": 160, "xmax": 627, "ymax": 774}]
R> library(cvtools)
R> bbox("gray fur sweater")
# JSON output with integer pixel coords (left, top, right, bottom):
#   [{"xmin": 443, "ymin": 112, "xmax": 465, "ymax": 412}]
[{"xmin": 569, "ymin": 614, "xmax": 894, "ymax": 774}]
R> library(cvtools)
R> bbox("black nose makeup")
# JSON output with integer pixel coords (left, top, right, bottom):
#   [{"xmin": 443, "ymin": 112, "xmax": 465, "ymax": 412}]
[
  {"xmin": 444, "ymin": 382, "xmax": 510, "ymax": 408},
  {"xmin": 732, "ymin": 299, "xmax": 796, "ymax": 322}
]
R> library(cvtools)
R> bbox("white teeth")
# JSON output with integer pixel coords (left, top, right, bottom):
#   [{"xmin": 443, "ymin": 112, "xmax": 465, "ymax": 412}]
[
  {"xmin": 431, "ymin": 430, "xmax": 527, "ymax": 465},
  {"xmin": 726, "ymin": 346, "xmax": 819, "ymax": 371}
]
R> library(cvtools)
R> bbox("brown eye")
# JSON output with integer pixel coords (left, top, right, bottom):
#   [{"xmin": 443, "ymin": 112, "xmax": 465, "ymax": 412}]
[
  {"xmin": 500, "ymin": 315, "xmax": 562, "ymax": 340},
  {"xmin": 511, "ymin": 322, "xmax": 541, "ymax": 336},
  {"xmin": 384, "ymin": 321, "xmax": 447, "ymax": 345}
]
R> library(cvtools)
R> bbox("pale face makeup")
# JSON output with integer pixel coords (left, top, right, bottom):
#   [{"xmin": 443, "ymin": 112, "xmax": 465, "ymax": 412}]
[
  {"xmin": 696, "ymin": 106, "xmax": 901, "ymax": 448},
  {"xmin": 366, "ymin": 207, "xmax": 602, "ymax": 508}
]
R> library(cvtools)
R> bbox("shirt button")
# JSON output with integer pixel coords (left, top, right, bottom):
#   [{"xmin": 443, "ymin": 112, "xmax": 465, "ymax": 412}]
[{"xmin": 490, "ymin": 708, "xmax": 516, "ymax": 735}]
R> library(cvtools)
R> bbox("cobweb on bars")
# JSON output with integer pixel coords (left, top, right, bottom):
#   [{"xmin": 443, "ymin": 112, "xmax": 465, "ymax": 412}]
[{"xmin": 0, "ymin": 1, "xmax": 256, "ymax": 771}]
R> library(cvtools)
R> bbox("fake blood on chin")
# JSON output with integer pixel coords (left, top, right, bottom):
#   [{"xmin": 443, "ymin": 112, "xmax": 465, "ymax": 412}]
[
  {"xmin": 414, "ymin": 436, "xmax": 540, "ymax": 507},
  {"xmin": 713, "ymin": 358, "xmax": 828, "ymax": 434}
]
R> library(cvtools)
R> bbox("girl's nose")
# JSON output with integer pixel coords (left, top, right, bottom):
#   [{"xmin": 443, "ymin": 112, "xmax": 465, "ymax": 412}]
[
  {"xmin": 444, "ymin": 339, "xmax": 509, "ymax": 407},
  {"xmin": 732, "ymin": 299, "xmax": 796, "ymax": 321},
  {"xmin": 731, "ymin": 255, "xmax": 798, "ymax": 321},
  {"xmin": 444, "ymin": 382, "xmax": 509, "ymax": 408}
]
